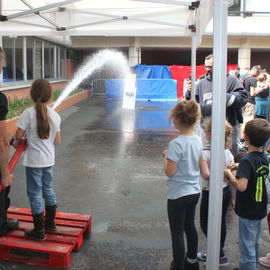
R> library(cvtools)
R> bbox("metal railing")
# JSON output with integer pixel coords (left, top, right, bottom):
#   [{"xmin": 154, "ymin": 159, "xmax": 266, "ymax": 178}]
[{"xmin": 91, "ymin": 79, "xmax": 106, "ymax": 96}]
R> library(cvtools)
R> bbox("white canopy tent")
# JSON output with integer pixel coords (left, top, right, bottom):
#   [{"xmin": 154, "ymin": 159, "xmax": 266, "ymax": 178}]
[
  {"xmin": 0, "ymin": 0, "xmax": 197, "ymax": 39},
  {"xmin": 0, "ymin": 1, "xmax": 236, "ymax": 270}
]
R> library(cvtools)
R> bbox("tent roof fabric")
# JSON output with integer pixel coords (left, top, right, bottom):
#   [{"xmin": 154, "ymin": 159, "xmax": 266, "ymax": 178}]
[
  {"xmin": 1, "ymin": 0, "xmax": 270, "ymax": 47},
  {"xmin": 0, "ymin": 0, "xmax": 195, "ymax": 37}
]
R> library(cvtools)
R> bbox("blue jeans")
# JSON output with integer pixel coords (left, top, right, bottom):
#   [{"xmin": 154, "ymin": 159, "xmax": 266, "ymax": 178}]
[
  {"xmin": 239, "ymin": 217, "xmax": 261, "ymax": 270},
  {"xmin": 26, "ymin": 167, "xmax": 57, "ymax": 215}
]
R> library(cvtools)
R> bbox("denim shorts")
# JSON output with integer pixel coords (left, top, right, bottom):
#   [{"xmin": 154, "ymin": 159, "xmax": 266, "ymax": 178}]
[{"xmin": 26, "ymin": 166, "xmax": 57, "ymax": 214}]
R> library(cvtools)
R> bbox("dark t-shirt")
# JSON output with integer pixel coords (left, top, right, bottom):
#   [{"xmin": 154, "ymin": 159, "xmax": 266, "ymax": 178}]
[
  {"xmin": 243, "ymin": 76, "xmax": 257, "ymax": 104},
  {"xmin": 0, "ymin": 92, "xmax": 8, "ymax": 120},
  {"xmin": 235, "ymin": 151, "xmax": 269, "ymax": 220},
  {"xmin": 257, "ymin": 86, "xmax": 269, "ymax": 99}
]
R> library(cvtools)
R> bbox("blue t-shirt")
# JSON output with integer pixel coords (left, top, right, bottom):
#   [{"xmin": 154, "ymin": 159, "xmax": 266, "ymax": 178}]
[{"xmin": 166, "ymin": 135, "xmax": 203, "ymax": 199}]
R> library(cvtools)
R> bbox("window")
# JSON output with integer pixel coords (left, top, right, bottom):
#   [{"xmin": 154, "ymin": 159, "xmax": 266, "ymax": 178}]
[
  {"xmin": 2, "ymin": 36, "xmax": 14, "ymax": 82},
  {"xmin": 34, "ymin": 40, "xmax": 42, "ymax": 79},
  {"xmin": 44, "ymin": 42, "xmax": 54, "ymax": 78},
  {"xmin": 2, "ymin": 36, "xmax": 67, "ymax": 84},
  {"xmin": 15, "ymin": 37, "xmax": 23, "ymax": 81},
  {"xmin": 27, "ymin": 38, "xmax": 34, "ymax": 80},
  {"xmin": 60, "ymin": 47, "xmax": 66, "ymax": 78},
  {"xmin": 228, "ymin": 0, "xmax": 241, "ymax": 16}
]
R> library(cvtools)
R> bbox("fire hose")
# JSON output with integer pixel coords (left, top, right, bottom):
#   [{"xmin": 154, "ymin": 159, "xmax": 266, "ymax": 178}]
[{"xmin": 0, "ymin": 140, "xmax": 27, "ymax": 192}]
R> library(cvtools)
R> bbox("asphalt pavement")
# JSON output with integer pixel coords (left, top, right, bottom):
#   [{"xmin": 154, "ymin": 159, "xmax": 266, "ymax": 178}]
[{"xmin": 1, "ymin": 96, "xmax": 270, "ymax": 270}]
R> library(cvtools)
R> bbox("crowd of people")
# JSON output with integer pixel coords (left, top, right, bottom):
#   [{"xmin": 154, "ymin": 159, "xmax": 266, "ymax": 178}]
[{"xmin": 163, "ymin": 55, "xmax": 270, "ymax": 270}]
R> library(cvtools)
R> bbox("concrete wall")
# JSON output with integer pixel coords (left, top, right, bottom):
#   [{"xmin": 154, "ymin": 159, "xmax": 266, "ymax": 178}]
[
  {"xmin": 70, "ymin": 36, "xmax": 270, "ymax": 69},
  {"xmin": 71, "ymin": 36, "xmax": 270, "ymax": 49}
]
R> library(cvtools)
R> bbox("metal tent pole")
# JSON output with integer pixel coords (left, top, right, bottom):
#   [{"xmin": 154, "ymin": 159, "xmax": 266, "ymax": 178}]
[
  {"xmin": 0, "ymin": 0, "xmax": 2, "ymax": 87},
  {"xmin": 191, "ymin": 32, "xmax": 196, "ymax": 100},
  {"xmin": 206, "ymin": 0, "xmax": 228, "ymax": 269}
]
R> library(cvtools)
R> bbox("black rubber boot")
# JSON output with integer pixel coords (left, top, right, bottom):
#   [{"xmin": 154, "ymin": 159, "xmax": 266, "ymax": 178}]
[
  {"xmin": 184, "ymin": 259, "xmax": 199, "ymax": 270},
  {"xmin": 45, "ymin": 205, "xmax": 57, "ymax": 232},
  {"xmin": 0, "ymin": 219, "xmax": 19, "ymax": 236},
  {"xmin": 25, "ymin": 212, "xmax": 45, "ymax": 241}
]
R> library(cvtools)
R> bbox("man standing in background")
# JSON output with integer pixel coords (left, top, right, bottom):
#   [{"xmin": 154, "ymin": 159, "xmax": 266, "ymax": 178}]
[{"xmin": 187, "ymin": 54, "xmax": 248, "ymax": 157}]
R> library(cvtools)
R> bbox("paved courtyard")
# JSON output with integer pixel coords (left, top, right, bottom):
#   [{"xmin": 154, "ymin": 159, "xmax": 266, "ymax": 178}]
[{"xmin": 1, "ymin": 96, "xmax": 269, "ymax": 270}]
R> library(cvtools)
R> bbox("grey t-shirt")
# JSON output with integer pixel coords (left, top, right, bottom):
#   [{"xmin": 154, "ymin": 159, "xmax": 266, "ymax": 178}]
[{"xmin": 166, "ymin": 135, "xmax": 202, "ymax": 199}]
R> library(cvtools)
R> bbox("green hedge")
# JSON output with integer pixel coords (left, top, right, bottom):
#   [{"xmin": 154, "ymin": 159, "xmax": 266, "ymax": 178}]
[{"xmin": 6, "ymin": 88, "xmax": 82, "ymax": 119}]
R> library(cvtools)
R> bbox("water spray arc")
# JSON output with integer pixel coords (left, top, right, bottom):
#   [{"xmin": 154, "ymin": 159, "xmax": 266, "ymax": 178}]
[
  {"xmin": 53, "ymin": 49, "xmax": 131, "ymax": 110},
  {"xmin": 0, "ymin": 50, "xmax": 135, "ymax": 191}
]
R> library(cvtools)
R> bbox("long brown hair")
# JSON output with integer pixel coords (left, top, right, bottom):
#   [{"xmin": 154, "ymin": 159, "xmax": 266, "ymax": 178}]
[{"xmin": 30, "ymin": 79, "xmax": 52, "ymax": 139}]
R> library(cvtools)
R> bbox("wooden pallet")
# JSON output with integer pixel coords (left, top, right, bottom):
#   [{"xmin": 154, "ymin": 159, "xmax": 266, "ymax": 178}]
[{"xmin": 0, "ymin": 206, "xmax": 92, "ymax": 269}]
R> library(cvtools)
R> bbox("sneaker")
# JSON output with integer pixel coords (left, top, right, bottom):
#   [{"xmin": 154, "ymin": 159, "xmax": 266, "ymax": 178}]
[
  {"xmin": 197, "ymin": 252, "xmax": 207, "ymax": 261},
  {"xmin": 259, "ymin": 254, "xmax": 270, "ymax": 268},
  {"xmin": 202, "ymin": 255, "xmax": 229, "ymax": 267},
  {"xmin": 219, "ymin": 256, "xmax": 229, "ymax": 267}
]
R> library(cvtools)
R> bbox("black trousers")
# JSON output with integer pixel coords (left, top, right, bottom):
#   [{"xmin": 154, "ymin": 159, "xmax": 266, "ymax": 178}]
[
  {"xmin": 167, "ymin": 193, "xmax": 200, "ymax": 270},
  {"xmin": 0, "ymin": 186, "xmax": 10, "ymax": 231},
  {"xmin": 199, "ymin": 186, "xmax": 231, "ymax": 258}
]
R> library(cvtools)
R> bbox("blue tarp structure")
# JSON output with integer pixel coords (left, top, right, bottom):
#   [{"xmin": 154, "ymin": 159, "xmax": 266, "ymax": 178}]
[
  {"xmin": 133, "ymin": 64, "xmax": 172, "ymax": 79},
  {"xmin": 105, "ymin": 65, "xmax": 177, "ymax": 100},
  {"xmin": 136, "ymin": 79, "xmax": 177, "ymax": 100},
  {"xmin": 105, "ymin": 79, "xmax": 125, "ymax": 98},
  {"xmin": 105, "ymin": 79, "xmax": 177, "ymax": 100},
  {"xmin": 104, "ymin": 99, "xmax": 176, "ymax": 130}
]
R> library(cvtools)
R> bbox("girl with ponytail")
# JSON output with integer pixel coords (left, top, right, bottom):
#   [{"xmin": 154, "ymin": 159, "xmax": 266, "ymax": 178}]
[
  {"xmin": 162, "ymin": 100, "xmax": 209, "ymax": 270},
  {"xmin": 15, "ymin": 79, "xmax": 61, "ymax": 241}
]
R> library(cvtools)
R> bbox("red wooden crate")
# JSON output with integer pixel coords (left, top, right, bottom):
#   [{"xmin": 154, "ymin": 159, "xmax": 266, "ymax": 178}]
[{"xmin": 0, "ymin": 206, "xmax": 92, "ymax": 269}]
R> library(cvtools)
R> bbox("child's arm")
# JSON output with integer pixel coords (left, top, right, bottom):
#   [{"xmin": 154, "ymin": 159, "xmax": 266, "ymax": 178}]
[
  {"xmin": 15, "ymin": 127, "xmax": 25, "ymax": 142},
  {"xmin": 199, "ymin": 156, "xmax": 210, "ymax": 180},
  {"xmin": 54, "ymin": 131, "xmax": 61, "ymax": 145},
  {"xmin": 226, "ymin": 161, "xmax": 237, "ymax": 209},
  {"xmin": 224, "ymin": 169, "xmax": 248, "ymax": 192},
  {"xmin": 229, "ymin": 185, "xmax": 237, "ymax": 210},
  {"xmin": 162, "ymin": 150, "xmax": 176, "ymax": 178},
  {"xmin": 227, "ymin": 162, "xmax": 239, "ymax": 171}
]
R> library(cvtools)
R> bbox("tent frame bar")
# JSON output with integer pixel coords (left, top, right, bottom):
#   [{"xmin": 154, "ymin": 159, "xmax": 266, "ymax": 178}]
[
  {"xmin": 129, "ymin": 18, "xmax": 187, "ymax": 28},
  {"xmin": 132, "ymin": 0, "xmax": 193, "ymax": 6},
  {"xmin": 6, "ymin": 0, "xmax": 81, "ymax": 20},
  {"xmin": 66, "ymin": 18, "xmax": 121, "ymax": 30},
  {"xmin": 66, "ymin": 7, "xmax": 188, "ymax": 29},
  {"xmin": 67, "ymin": 6, "xmax": 186, "ymax": 20},
  {"xmin": 10, "ymin": 19, "xmax": 55, "ymax": 29},
  {"xmin": 21, "ymin": 0, "xmax": 61, "ymax": 29}
]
